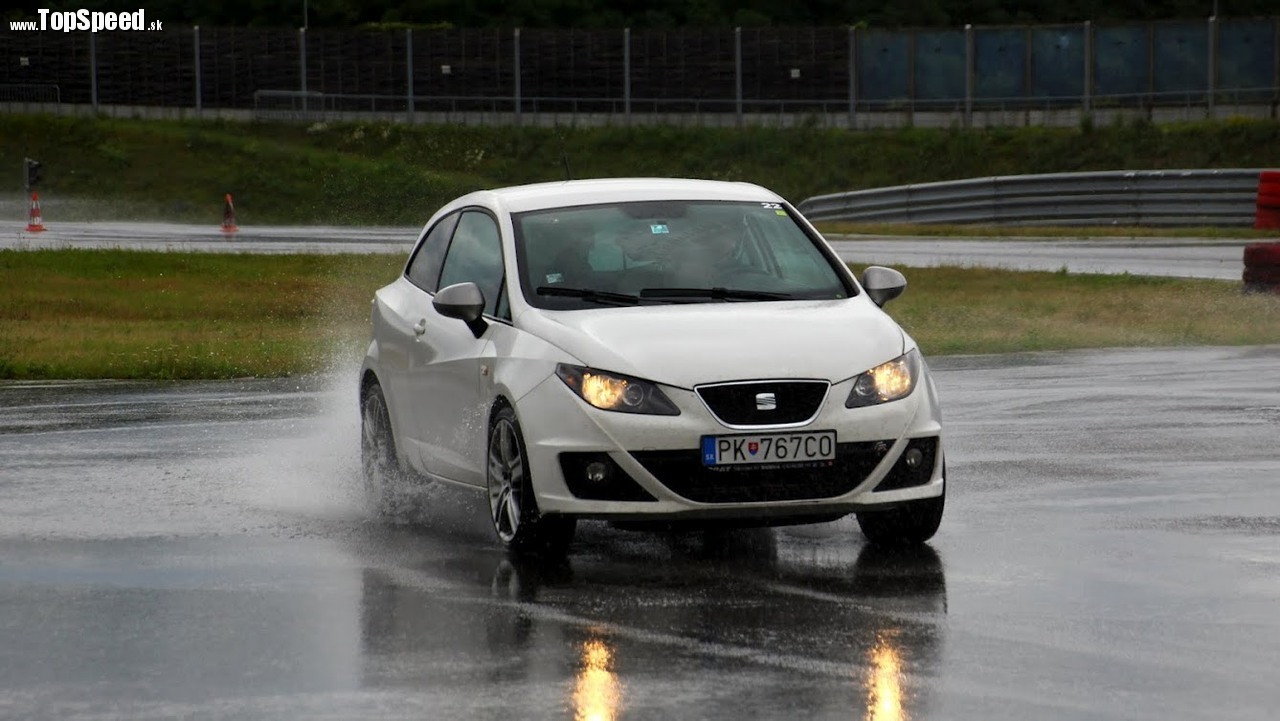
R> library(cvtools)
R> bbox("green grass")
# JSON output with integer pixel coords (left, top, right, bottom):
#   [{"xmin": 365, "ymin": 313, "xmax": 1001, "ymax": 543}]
[
  {"xmin": 0, "ymin": 250, "xmax": 402, "ymax": 379},
  {"xmin": 4, "ymin": 114, "xmax": 1280, "ymax": 226},
  {"xmin": 2, "ymin": 250, "xmax": 1277, "ymax": 380},
  {"xmin": 888, "ymin": 267, "xmax": 1280, "ymax": 355}
]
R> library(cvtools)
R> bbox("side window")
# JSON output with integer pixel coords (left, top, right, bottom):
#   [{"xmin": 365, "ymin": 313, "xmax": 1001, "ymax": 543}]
[
  {"xmin": 438, "ymin": 211, "xmax": 505, "ymax": 317},
  {"xmin": 405, "ymin": 212, "xmax": 460, "ymax": 293},
  {"xmin": 495, "ymin": 287, "xmax": 511, "ymax": 322}
]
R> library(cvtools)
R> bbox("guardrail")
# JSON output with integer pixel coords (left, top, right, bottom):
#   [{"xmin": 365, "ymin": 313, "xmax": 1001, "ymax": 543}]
[
  {"xmin": 797, "ymin": 169, "xmax": 1267, "ymax": 227},
  {"xmin": 0, "ymin": 84, "xmax": 61, "ymax": 104}
]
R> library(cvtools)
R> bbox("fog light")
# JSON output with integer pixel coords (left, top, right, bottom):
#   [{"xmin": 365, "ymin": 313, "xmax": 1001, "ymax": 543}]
[
  {"xmin": 584, "ymin": 461, "xmax": 610, "ymax": 483},
  {"xmin": 904, "ymin": 448, "xmax": 924, "ymax": 469}
]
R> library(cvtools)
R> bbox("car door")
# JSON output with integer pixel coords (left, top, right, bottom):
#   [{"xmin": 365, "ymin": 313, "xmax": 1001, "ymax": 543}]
[
  {"xmin": 406, "ymin": 209, "xmax": 507, "ymax": 486},
  {"xmin": 377, "ymin": 212, "xmax": 460, "ymax": 458}
]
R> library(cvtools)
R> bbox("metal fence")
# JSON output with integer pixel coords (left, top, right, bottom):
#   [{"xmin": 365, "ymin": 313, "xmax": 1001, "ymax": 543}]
[
  {"xmin": 1, "ymin": 20, "xmax": 1278, "ymax": 126},
  {"xmin": 797, "ymin": 169, "xmax": 1265, "ymax": 226}
]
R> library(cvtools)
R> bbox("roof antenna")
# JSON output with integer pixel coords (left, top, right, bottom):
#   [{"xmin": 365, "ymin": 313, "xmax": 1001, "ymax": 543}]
[{"xmin": 558, "ymin": 133, "xmax": 572, "ymax": 180}]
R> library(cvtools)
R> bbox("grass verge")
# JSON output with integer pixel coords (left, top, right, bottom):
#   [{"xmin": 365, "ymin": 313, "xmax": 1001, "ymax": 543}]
[
  {"xmin": 0, "ymin": 250, "xmax": 402, "ymax": 379},
  {"xmin": 888, "ymin": 267, "xmax": 1280, "ymax": 355},
  {"xmin": 2, "ymin": 250, "xmax": 1278, "ymax": 380}
]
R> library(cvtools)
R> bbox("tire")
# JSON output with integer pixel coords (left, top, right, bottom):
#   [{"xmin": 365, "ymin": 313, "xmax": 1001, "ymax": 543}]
[
  {"xmin": 361, "ymin": 382, "xmax": 406, "ymax": 518},
  {"xmin": 1243, "ymin": 265, "xmax": 1280, "ymax": 285},
  {"xmin": 487, "ymin": 405, "xmax": 576, "ymax": 557},
  {"xmin": 856, "ymin": 466, "xmax": 945, "ymax": 546},
  {"xmin": 1253, "ymin": 210, "xmax": 1280, "ymax": 229},
  {"xmin": 1244, "ymin": 243, "xmax": 1280, "ymax": 266}
]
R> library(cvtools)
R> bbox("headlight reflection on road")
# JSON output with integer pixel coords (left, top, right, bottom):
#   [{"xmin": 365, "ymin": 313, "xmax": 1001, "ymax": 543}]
[
  {"xmin": 865, "ymin": 631, "xmax": 908, "ymax": 721},
  {"xmin": 574, "ymin": 637, "xmax": 622, "ymax": 721}
]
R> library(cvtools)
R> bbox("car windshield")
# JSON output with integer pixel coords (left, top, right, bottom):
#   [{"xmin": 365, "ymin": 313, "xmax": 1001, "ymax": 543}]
[{"xmin": 512, "ymin": 200, "xmax": 854, "ymax": 310}]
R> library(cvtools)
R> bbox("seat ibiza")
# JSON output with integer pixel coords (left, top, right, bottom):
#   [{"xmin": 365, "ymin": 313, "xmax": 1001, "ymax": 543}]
[{"xmin": 360, "ymin": 178, "xmax": 945, "ymax": 555}]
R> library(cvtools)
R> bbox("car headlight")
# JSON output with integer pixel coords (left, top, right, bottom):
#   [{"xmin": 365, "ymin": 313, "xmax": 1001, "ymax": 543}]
[
  {"xmin": 556, "ymin": 364, "xmax": 680, "ymax": 416},
  {"xmin": 845, "ymin": 349, "xmax": 921, "ymax": 408}
]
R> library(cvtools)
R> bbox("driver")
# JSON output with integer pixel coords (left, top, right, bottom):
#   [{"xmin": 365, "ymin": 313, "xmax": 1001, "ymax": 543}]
[{"xmin": 670, "ymin": 220, "xmax": 747, "ymax": 287}]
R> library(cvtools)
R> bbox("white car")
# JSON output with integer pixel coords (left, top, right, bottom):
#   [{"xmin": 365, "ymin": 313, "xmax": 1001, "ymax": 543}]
[{"xmin": 359, "ymin": 178, "xmax": 945, "ymax": 555}]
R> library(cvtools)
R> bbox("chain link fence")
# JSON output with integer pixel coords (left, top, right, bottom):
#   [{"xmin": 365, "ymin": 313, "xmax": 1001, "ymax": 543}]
[{"xmin": 1, "ymin": 19, "xmax": 1277, "ymax": 126}]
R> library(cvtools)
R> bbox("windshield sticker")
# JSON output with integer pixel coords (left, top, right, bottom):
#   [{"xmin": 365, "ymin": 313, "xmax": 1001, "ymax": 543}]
[
  {"xmin": 545, "ymin": 272, "xmax": 563, "ymax": 284},
  {"xmin": 650, "ymin": 224, "xmax": 669, "ymax": 234},
  {"xmin": 775, "ymin": 210, "xmax": 787, "ymax": 216}
]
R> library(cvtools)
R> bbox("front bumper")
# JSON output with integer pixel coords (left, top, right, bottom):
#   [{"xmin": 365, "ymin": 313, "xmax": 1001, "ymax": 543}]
[{"xmin": 517, "ymin": 372, "xmax": 944, "ymax": 521}]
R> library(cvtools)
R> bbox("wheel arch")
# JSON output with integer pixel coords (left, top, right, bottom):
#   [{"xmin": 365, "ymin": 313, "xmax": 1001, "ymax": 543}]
[
  {"xmin": 359, "ymin": 367, "xmax": 381, "ymax": 404},
  {"xmin": 483, "ymin": 391, "xmax": 575, "ymax": 555},
  {"xmin": 488, "ymin": 393, "xmax": 516, "ymax": 431}
]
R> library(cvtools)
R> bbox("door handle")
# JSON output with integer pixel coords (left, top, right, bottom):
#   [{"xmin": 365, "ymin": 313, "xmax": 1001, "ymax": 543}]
[{"xmin": 413, "ymin": 319, "xmax": 428, "ymax": 337}]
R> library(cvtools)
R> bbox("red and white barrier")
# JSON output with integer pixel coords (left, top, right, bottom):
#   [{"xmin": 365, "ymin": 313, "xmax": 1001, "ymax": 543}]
[
  {"xmin": 1243, "ymin": 242, "xmax": 1280, "ymax": 294},
  {"xmin": 1256, "ymin": 171, "xmax": 1280, "ymax": 230}
]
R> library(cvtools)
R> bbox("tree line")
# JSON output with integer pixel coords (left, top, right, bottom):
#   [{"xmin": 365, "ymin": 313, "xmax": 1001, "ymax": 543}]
[{"xmin": 7, "ymin": 0, "xmax": 1271, "ymax": 29}]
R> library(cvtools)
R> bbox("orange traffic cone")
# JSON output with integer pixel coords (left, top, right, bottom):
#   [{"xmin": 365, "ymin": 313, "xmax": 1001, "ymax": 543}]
[
  {"xmin": 26, "ymin": 192, "xmax": 45, "ymax": 232},
  {"xmin": 221, "ymin": 193, "xmax": 239, "ymax": 234}
]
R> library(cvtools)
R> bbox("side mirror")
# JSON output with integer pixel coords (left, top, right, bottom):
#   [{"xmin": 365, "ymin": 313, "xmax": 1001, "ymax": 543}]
[
  {"xmin": 433, "ymin": 282, "xmax": 488, "ymax": 337},
  {"xmin": 861, "ymin": 266, "xmax": 907, "ymax": 307}
]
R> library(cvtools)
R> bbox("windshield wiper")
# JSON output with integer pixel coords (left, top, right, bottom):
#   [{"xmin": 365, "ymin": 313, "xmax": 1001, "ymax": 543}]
[
  {"xmin": 536, "ymin": 286, "xmax": 643, "ymax": 306},
  {"xmin": 638, "ymin": 287, "xmax": 794, "ymax": 302}
]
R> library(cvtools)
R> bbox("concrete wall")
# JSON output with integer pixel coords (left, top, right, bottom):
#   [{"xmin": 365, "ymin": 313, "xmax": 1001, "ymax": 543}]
[{"xmin": 3, "ymin": 100, "xmax": 1276, "ymax": 129}]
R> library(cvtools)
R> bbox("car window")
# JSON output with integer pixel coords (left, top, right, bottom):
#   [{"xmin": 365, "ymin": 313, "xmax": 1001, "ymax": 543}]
[
  {"xmin": 512, "ymin": 200, "xmax": 853, "ymax": 310},
  {"xmin": 743, "ymin": 211, "xmax": 838, "ymax": 283},
  {"xmin": 405, "ymin": 212, "xmax": 460, "ymax": 293},
  {"xmin": 438, "ymin": 210, "xmax": 506, "ymax": 317},
  {"xmin": 495, "ymin": 286, "xmax": 511, "ymax": 321}
]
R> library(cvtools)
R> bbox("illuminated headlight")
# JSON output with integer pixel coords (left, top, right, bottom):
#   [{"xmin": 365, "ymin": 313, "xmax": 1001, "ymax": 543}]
[
  {"xmin": 845, "ymin": 350, "xmax": 921, "ymax": 408},
  {"xmin": 556, "ymin": 364, "xmax": 680, "ymax": 416}
]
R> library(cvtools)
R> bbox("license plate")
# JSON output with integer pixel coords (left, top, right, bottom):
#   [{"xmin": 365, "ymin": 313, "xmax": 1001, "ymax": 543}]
[{"xmin": 700, "ymin": 431, "xmax": 836, "ymax": 466}]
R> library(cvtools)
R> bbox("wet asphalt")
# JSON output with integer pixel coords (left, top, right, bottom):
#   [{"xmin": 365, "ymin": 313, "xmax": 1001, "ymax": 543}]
[
  {"xmin": 2, "ymin": 221, "xmax": 414, "ymax": 255},
  {"xmin": 1, "ymin": 346, "xmax": 1278, "ymax": 719},
  {"xmin": 1, "ymin": 220, "xmax": 1256, "ymax": 280},
  {"xmin": 826, "ymin": 236, "xmax": 1252, "ymax": 280}
]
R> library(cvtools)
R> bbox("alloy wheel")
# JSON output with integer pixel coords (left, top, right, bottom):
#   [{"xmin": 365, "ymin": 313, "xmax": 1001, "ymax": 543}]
[{"xmin": 488, "ymin": 417, "xmax": 524, "ymax": 544}]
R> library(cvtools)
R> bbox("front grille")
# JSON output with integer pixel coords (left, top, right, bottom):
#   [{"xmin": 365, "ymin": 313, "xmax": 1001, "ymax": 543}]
[
  {"xmin": 631, "ymin": 441, "xmax": 892, "ymax": 504},
  {"xmin": 696, "ymin": 380, "xmax": 830, "ymax": 427}
]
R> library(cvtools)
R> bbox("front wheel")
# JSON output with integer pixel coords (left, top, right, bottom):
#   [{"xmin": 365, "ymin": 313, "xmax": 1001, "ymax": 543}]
[
  {"xmin": 856, "ymin": 473, "xmax": 945, "ymax": 546},
  {"xmin": 487, "ymin": 405, "xmax": 576, "ymax": 557},
  {"xmin": 361, "ymin": 382, "xmax": 405, "ymax": 518}
]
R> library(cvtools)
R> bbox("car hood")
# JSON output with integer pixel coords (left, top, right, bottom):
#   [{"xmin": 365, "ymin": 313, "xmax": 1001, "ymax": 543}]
[{"xmin": 517, "ymin": 299, "xmax": 906, "ymax": 388}]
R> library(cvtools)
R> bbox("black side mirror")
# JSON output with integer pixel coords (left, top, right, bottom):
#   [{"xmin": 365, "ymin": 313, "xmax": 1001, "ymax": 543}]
[
  {"xmin": 861, "ymin": 266, "xmax": 907, "ymax": 307},
  {"xmin": 433, "ymin": 282, "xmax": 488, "ymax": 337}
]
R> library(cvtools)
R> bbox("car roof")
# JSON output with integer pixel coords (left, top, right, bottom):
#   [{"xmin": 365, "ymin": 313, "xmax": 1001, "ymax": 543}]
[{"xmin": 453, "ymin": 178, "xmax": 785, "ymax": 214}]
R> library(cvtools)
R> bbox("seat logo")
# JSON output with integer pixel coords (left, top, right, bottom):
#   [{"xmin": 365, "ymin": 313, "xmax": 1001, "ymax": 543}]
[{"xmin": 755, "ymin": 392, "xmax": 777, "ymax": 411}]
